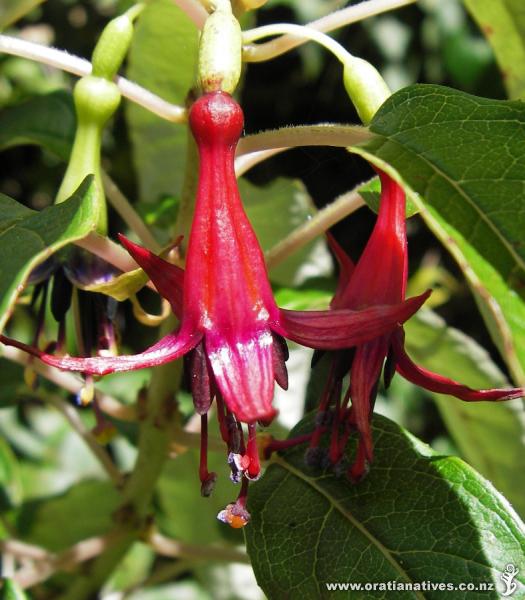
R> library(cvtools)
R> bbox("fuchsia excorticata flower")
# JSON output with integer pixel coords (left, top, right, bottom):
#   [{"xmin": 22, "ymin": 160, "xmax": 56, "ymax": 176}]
[
  {"xmin": 267, "ymin": 170, "xmax": 525, "ymax": 482},
  {"xmin": 0, "ymin": 92, "xmax": 432, "ymax": 526}
]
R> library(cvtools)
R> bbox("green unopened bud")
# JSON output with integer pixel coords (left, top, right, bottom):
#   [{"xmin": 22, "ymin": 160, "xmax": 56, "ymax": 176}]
[
  {"xmin": 343, "ymin": 57, "xmax": 391, "ymax": 125},
  {"xmin": 74, "ymin": 76, "xmax": 121, "ymax": 125},
  {"xmin": 56, "ymin": 77, "xmax": 121, "ymax": 233},
  {"xmin": 91, "ymin": 4, "xmax": 144, "ymax": 80},
  {"xmin": 198, "ymin": 4, "xmax": 242, "ymax": 94}
]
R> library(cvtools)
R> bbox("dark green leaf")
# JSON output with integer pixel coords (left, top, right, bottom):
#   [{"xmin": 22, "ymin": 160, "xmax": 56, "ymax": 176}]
[
  {"xmin": 0, "ymin": 90, "xmax": 75, "ymax": 159},
  {"xmin": 0, "ymin": 177, "xmax": 99, "ymax": 333},
  {"xmin": 463, "ymin": 0, "xmax": 525, "ymax": 99},
  {"xmin": 351, "ymin": 84, "xmax": 525, "ymax": 384},
  {"xmin": 405, "ymin": 309, "xmax": 525, "ymax": 516},
  {"xmin": 0, "ymin": 359, "xmax": 25, "ymax": 407},
  {"xmin": 246, "ymin": 413, "xmax": 525, "ymax": 599},
  {"xmin": 126, "ymin": 0, "xmax": 199, "ymax": 202}
]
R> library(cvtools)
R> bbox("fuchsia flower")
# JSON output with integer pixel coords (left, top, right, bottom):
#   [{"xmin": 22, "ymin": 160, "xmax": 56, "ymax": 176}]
[
  {"xmin": 1, "ymin": 93, "xmax": 429, "ymax": 524},
  {"xmin": 288, "ymin": 170, "xmax": 525, "ymax": 481}
]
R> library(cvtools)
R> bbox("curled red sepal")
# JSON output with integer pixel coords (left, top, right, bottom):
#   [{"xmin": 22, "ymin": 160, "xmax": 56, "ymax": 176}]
[
  {"xmin": 392, "ymin": 330, "xmax": 525, "ymax": 401},
  {"xmin": 279, "ymin": 289, "xmax": 430, "ymax": 350},
  {"xmin": 0, "ymin": 330, "xmax": 201, "ymax": 376}
]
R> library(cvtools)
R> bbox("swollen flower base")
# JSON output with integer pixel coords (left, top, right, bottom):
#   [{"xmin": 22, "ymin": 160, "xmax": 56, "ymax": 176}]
[
  {"xmin": 1, "ymin": 93, "xmax": 430, "ymax": 526},
  {"xmin": 267, "ymin": 171, "xmax": 525, "ymax": 481}
]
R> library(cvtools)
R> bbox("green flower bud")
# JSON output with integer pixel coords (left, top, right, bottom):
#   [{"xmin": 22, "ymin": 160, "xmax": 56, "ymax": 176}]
[
  {"xmin": 91, "ymin": 14, "xmax": 133, "ymax": 80},
  {"xmin": 343, "ymin": 57, "xmax": 391, "ymax": 125},
  {"xmin": 198, "ymin": 5, "xmax": 242, "ymax": 94}
]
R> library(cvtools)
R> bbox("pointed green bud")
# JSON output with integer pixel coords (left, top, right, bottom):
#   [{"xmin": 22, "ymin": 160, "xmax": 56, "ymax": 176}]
[
  {"xmin": 91, "ymin": 4, "xmax": 144, "ymax": 81},
  {"xmin": 343, "ymin": 57, "xmax": 391, "ymax": 125},
  {"xmin": 198, "ymin": 3, "xmax": 242, "ymax": 94}
]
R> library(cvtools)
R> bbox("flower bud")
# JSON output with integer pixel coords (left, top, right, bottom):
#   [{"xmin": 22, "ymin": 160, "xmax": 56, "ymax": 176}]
[
  {"xmin": 343, "ymin": 57, "xmax": 391, "ymax": 125},
  {"xmin": 198, "ymin": 5, "xmax": 242, "ymax": 94}
]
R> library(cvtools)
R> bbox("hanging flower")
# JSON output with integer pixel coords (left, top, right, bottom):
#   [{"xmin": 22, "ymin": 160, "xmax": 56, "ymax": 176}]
[
  {"xmin": 270, "ymin": 170, "xmax": 525, "ymax": 482},
  {"xmin": 0, "ymin": 93, "xmax": 430, "ymax": 523}
]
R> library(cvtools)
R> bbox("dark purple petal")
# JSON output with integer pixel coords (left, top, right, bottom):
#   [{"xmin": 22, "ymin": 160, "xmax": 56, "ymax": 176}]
[
  {"xmin": 118, "ymin": 234, "xmax": 184, "ymax": 318},
  {"xmin": 186, "ymin": 342, "xmax": 213, "ymax": 414},
  {"xmin": 0, "ymin": 329, "xmax": 200, "ymax": 376},
  {"xmin": 205, "ymin": 329, "xmax": 277, "ymax": 424},
  {"xmin": 272, "ymin": 332, "xmax": 289, "ymax": 390},
  {"xmin": 279, "ymin": 290, "xmax": 431, "ymax": 350},
  {"xmin": 392, "ymin": 331, "xmax": 525, "ymax": 401}
]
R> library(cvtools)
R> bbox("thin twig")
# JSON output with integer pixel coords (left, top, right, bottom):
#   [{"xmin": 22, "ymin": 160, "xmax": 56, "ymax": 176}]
[
  {"xmin": 265, "ymin": 187, "xmax": 367, "ymax": 269},
  {"xmin": 0, "ymin": 345, "xmax": 137, "ymax": 421},
  {"xmin": 0, "ymin": 34, "xmax": 186, "ymax": 122},
  {"xmin": 236, "ymin": 124, "xmax": 371, "ymax": 155},
  {"xmin": 243, "ymin": 0, "xmax": 418, "ymax": 62},
  {"xmin": 9, "ymin": 532, "xmax": 124, "ymax": 590},
  {"xmin": 148, "ymin": 531, "xmax": 250, "ymax": 564},
  {"xmin": 171, "ymin": 0, "xmax": 209, "ymax": 27},
  {"xmin": 102, "ymin": 172, "xmax": 161, "ymax": 252},
  {"xmin": 46, "ymin": 395, "xmax": 124, "ymax": 487},
  {"xmin": 1, "ymin": 539, "xmax": 52, "ymax": 562}
]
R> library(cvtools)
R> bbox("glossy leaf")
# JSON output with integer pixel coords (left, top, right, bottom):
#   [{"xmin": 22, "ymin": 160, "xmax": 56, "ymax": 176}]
[
  {"xmin": 463, "ymin": 0, "xmax": 525, "ymax": 99},
  {"xmin": 405, "ymin": 309, "xmax": 525, "ymax": 516},
  {"xmin": 246, "ymin": 413, "xmax": 525, "ymax": 599},
  {"xmin": 126, "ymin": 0, "xmax": 199, "ymax": 202},
  {"xmin": 0, "ymin": 90, "xmax": 75, "ymax": 159},
  {"xmin": 0, "ymin": 177, "xmax": 99, "ymax": 334},
  {"xmin": 352, "ymin": 84, "xmax": 525, "ymax": 384}
]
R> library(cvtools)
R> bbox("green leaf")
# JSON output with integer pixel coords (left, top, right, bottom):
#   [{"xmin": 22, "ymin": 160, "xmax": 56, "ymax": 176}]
[
  {"xmin": 0, "ymin": 177, "xmax": 99, "ymax": 334},
  {"xmin": 0, "ymin": 435, "xmax": 22, "ymax": 510},
  {"xmin": 359, "ymin": 176, "xmax": 419, "ymax": 218},
  {"xmin": 241, "ymin": 177, "xmax": 332, "ymax": 286},
  {"xmin": 405, "ymin": 309, "xmax": 525, "ymax": 516},
  {"xmin": 126, "ymin": 0, "xmax": 198, "ymax": 202},
  {"xmin": 0, "ymin": 579, "xmax": 29, "ymax": 600},
  {"xmin": 0, "ymin": 0, "xmax": 45, "ymax": 30},
  {"xmin": 463, "ymin": 0, "xmax": 525, "ymax": 99},
  {"xmin": 0, "ymin": 358, "xmax": 25, "ymax": 407},
  {"xmin": 246, "ymin": 413, "xmax": 525, "ymax": 599},
  {"xmin": 0, "ymin": 90, "xmax": 75, "ymax": 159},
  {"xmin": 16, "ymin": 480, "xmax": 119, "ymax": 551},
  {"xmin": 351, "ymin": 84, "xmax": 525, "ymax": 384}
]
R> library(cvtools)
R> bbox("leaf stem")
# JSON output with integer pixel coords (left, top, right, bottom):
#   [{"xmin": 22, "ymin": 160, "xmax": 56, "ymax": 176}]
[
  {"xmin": 171, "ymin": 0, "xmax": 209, "ymax": 28},
  {"xmin": 0, "ymin": 34, "xmax": 187, "ymax": 123},
  {"xmin": 102, "ymin": 171, "xmax": 160, "ymax": 252},
  {"xmin": 147, "ymin": 531, "xmax": 250, "ymax": 563},
  {"xmin": 0, "ymin": 345, "xmax": 137, "ymax": 421},
  {"xmin": 45, "ymin": 395, "xmax": 124, "ymax": 487},
  {"xmin": 265, "ymin": 186, "xmax": 366, "ymax": 269},
  {"xmin": 242, "ymin": 0, "xmax": 417, "ymax": 62}
]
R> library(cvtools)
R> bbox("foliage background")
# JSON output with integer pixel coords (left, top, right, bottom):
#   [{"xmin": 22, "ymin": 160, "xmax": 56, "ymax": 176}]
[{"xmin": 0, "ymin": 0, "xmax": 524, "ymax": 598}]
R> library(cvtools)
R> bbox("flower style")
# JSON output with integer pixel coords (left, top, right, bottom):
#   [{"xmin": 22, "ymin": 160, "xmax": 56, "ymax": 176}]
[
  {"xmin": 288, "ymin": 170, "xmax": 525, "ymax": 481},
  {"xmin": 1, "ymin": 93, "xmax": 430, "ymax": 523}
]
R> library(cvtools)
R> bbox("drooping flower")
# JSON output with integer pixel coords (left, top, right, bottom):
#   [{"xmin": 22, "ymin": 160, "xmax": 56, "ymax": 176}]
[
  {"xmin": 1, "ymin": 93, "xmax": 430, "ymax": 522},
  {"xmin": 269, "ymin": 169, "xmax": 524, "ymax": 481}
]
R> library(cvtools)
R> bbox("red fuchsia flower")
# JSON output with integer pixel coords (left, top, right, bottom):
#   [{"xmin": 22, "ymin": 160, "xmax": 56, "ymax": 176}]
[
  {"xmin": 1, "ymin": 93, "xmax": 429, "ymax": 525},
  {"xmin": 267, "ymin": 170, "xmax": 525, "ymax": 482}
]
